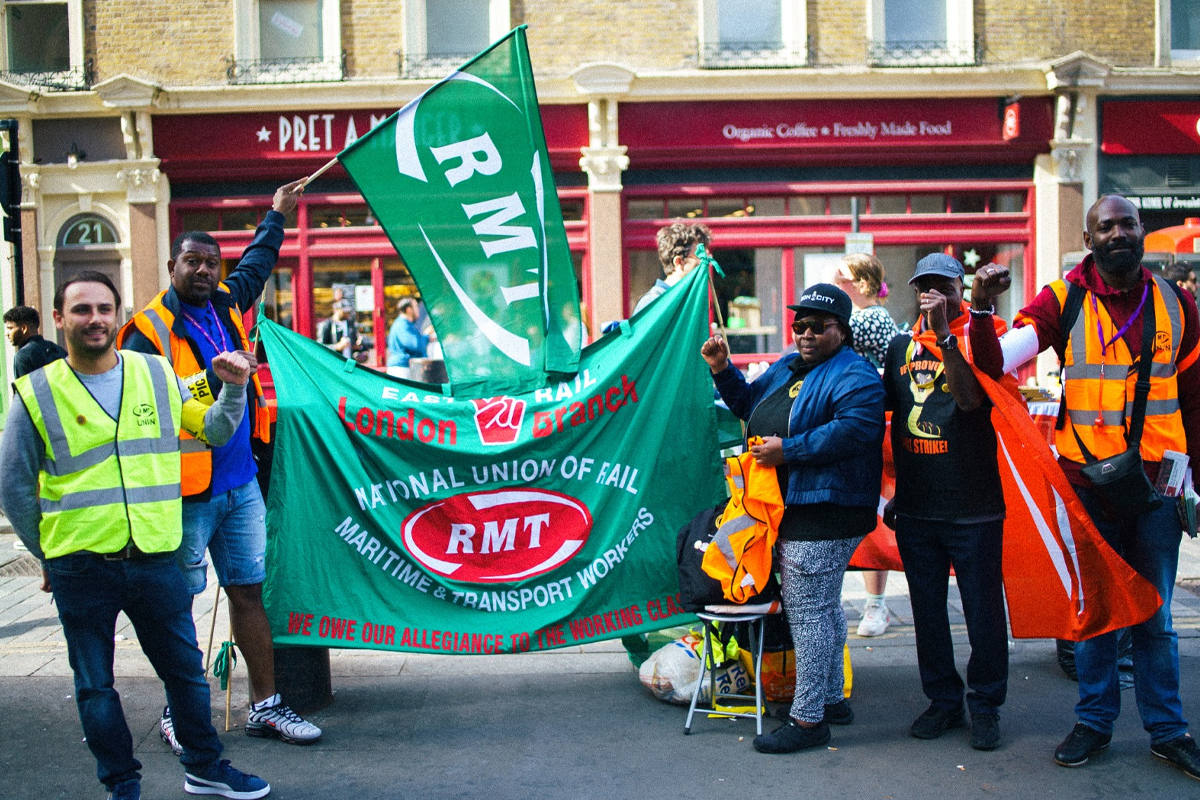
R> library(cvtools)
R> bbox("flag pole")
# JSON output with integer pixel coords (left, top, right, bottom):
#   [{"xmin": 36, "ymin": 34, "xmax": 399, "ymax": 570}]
[{"xmin": 301, "ymin": 157, "xmax": 339, "ymax": 188}]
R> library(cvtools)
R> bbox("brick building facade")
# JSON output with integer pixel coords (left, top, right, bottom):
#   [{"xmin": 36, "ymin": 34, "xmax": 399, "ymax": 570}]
[{"xmin": 0, "ymin": 0, "xmax": 1198, "ymax": 389}]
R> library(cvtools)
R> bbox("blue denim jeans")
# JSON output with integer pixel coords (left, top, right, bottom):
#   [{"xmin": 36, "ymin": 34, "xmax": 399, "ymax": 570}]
[
  {"xmin": 1073, "ymin": 486, "xmax": 1188, "ymax": 743},
  {"xmin": 46, "ymin": 551, "xmax": 223, "ymax": 790},
  {"xmin": 896, "ymin": 515, "xmax": 1008, "ymax": 716},
  {"xmin": 180, "ymin": 479, "xmax": 268, "ymax": 595}
]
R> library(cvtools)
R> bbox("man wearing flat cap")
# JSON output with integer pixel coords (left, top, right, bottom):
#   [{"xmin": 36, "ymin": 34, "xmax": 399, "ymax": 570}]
[{"xmin": 882, "ymin": 253, "xmax": 1009, "ymax": 751}]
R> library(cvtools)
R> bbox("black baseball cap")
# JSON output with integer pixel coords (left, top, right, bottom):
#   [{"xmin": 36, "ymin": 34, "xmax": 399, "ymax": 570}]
[
  {"xmin": 909, "ymin": 253, "xmax": 965, "ymax": 284},
  {"xmin": 787, "ymin": 283, "xmax": 853, "ymax": 326}
]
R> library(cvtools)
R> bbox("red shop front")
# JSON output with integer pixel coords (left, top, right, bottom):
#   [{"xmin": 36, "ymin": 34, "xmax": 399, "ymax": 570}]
[
  {"xmin": 153, "ymin": 104, "xmax": 591, "ymax": 368},
  {"xmin": 617, "ymin": 97, "xmax": 1054, "ymax": 366}
]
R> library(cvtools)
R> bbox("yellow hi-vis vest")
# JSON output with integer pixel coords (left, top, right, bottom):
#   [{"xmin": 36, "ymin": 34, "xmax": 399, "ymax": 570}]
[
  {"xmin": 702, "ymin": 440, "xmax": 784, "ymax": 604},
  {"xmin": 14, "ymin": 352, "xmax": 184, "ymax": 559},
  {"xmin": 117, "ymin": 285, "xmax": 271, "ymax": 499},
  {"xmin": 1055, "ymin": 273, "xmax": 1186, "ymax": 464}
]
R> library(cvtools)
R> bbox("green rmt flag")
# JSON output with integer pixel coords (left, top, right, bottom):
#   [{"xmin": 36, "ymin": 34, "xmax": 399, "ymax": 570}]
[{"xmin": 338, "ymin": 27, "xmax": 581, "ymax": 395}]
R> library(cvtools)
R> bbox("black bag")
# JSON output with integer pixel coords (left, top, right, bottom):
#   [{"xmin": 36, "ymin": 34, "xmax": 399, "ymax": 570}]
[
  {"xmin": 675, "ymin": 505, "xmax": 779, "ymax": 613},
  {"xmin": 1060, "ymin": 281, "xmax": 1163, "ymax": 516}
]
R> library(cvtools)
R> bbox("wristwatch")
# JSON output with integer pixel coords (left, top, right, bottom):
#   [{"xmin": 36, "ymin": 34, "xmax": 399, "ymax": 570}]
[{"xmin": 937, "ymin": 333, "xmax": 958, "ymax": 350}]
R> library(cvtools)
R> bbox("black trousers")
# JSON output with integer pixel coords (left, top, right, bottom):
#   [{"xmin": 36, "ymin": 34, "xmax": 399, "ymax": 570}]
[{"xmin": 896, "ymin": 515, "xmax": 1008, "ymax": 716}]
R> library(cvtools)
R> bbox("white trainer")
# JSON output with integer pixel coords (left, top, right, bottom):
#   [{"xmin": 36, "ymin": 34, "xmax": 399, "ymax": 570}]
[
  {"xmin": 856, "ymin": 601, "xmax": 890, "ymax": 637},
  {"xmin": 245, "ymin": 696, "xmax": 322, "ymax": 744}
]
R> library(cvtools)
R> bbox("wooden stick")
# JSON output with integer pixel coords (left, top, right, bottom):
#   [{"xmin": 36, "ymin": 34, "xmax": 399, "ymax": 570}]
[
  {"xmin": 301, "ymin": 156, "xmax": 339, "ymax": 188},
  {"xmin": 225, "ymin": 675, "xmax": 232, "ymax": 732},
  {"xmin": 204, "ymin": 586, "xmax": 221, "ymax": 675}
]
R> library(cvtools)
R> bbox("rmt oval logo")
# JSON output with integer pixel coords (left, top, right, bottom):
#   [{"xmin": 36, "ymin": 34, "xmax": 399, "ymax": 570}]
[{"xmin": 401, "ymin": 489, "xmax": 592, "ymax": 583}]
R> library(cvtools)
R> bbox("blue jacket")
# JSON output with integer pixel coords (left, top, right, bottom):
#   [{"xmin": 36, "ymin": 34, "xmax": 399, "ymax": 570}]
[{"xmin": 712, "ymin": 345, "xmax": 885, "ymax": 509}]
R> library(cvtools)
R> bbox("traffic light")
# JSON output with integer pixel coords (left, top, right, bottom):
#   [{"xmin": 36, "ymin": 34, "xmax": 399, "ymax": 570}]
[{"xmin": 0, "ymin": 119, "xmax": 20, "ymax": 245}]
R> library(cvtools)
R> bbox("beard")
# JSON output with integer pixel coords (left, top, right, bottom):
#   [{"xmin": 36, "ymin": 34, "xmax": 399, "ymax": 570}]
[
  {"xmin": 68, "ymin": 324, "xmax": 116, "ymax": 357},
  {"xmin": 1092, "ymin": 238, "xmax": 1144, "ymax": 275}
]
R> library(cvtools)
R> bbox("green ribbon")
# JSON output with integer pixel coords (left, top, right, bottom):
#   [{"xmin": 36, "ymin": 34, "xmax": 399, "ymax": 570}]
[
  {"xmin": 695, "ymin": 243, "xmax": 725, "ymax": 278},
  {"xmin": 212, "ymin": 641, "xmax": 238, "ymax": 691}
]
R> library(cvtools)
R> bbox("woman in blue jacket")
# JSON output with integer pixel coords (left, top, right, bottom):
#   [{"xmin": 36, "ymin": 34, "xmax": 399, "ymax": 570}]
[{"xmin": 701, "ymin": 283, "xmax": 885, "ymax": 755}]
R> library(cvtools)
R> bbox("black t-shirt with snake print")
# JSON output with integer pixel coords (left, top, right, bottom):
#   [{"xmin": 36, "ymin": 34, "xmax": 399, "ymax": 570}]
[{"xmin": 882, "ymin": 333, "xmax": 1004, "ymax": 522}]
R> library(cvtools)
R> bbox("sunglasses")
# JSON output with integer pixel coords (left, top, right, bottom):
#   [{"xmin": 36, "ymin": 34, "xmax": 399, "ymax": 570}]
[{"xmin": 791, "ymin": 319, "xmax": 840, "ymax": 336}]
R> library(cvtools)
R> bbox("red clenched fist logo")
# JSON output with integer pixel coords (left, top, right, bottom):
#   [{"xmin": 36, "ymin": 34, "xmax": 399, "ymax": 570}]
[
  {"xmin": 402, "ymin": 489, "xmax": 593, "ymax": 583},
  {"xmin": 472, "ymin": 396, "xmax": 526, "ymax": 445}
]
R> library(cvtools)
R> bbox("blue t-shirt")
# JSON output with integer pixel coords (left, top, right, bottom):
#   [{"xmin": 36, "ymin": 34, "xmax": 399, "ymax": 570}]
[{"xmin": 178, "ymin": 300, "xmax": 256, "ymax": 495}]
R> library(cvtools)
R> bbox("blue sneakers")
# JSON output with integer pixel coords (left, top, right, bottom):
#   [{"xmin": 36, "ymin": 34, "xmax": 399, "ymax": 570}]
[
  {"xmin": 183, "ymin": 759, "xmax": 270, "ymax": 799},
  {"xmin": 106, "ymin": 780, "xmax": 140, "ymax": 800}
]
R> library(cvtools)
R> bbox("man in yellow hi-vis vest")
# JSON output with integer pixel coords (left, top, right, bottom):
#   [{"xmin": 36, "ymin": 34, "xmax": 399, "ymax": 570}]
[{"xmin": 0, "ymin": 272, "xmax": 270, "ymax": 800}]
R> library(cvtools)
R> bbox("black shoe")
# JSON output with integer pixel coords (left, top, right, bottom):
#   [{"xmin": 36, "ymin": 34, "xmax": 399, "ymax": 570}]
[
  {"xmin": 970, "ymin": 713, "xmax": 1001, "ymax": 751},
  {"xmin": 910, "ymin": 703, "xmax": 966, "ymax": 740},
  {"xmin": 753, "ymin": 719, "xmax": 831, "ymax": 754},
  {"xmin": 1151, "ymin": 734, "xmax": 1200, "ymax": 781},
  {"xmin": 1054, "ymin": 723, "xmax": 1111, "ymax": 767},
  {"xmin": 823, "ymin": 700, "xmax": 854, "ymax": 726}
]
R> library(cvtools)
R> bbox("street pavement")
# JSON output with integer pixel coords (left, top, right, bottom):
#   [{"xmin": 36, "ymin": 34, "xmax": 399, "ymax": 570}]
[{"xmin": 4, "ymin": 519, "xmax": 1200, "ymax": 799}]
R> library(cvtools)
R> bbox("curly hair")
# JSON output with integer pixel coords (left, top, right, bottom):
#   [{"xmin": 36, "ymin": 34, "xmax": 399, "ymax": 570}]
[
  {"xmin": 656, "ymin": 221, "xmax": 712, "ymax": 274},
  {"xmin": 839, "ymin": 252, "xmax": 887, "ymax": 300}
]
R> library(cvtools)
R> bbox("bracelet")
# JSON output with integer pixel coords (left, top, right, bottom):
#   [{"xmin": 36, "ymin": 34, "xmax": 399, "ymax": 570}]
[{"xmin": 970, "ymin": 305, "xmax": 995, "ymax": 316}]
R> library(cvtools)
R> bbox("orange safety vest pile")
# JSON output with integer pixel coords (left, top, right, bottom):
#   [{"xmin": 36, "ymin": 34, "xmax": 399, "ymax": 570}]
[
  {"xmin": 118, "ymin": 284, "xmax": 271, "ymax": 498},
  {"xmin": 702, "ymin": 438, "xmax": 784, "ymax": 604}
]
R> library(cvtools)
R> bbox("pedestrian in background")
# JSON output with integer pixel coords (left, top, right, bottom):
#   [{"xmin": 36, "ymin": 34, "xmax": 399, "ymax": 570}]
[
  {"xmin": 834, "ymin": 252, "xmax": 901, "ymax": 637},
  {"xmin": 4, "ymin": 304, "xmax": 67, "ymax": 380}
]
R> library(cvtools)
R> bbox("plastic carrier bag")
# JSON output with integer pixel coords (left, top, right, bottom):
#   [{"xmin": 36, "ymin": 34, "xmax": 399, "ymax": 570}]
[{"xmin": 638, "ymin": 631, "xmax": 752, "ymax": 705}]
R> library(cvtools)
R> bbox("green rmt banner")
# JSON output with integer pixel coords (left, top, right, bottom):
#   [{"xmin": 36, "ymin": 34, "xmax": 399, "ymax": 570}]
[
  {"xmin": 260, "ymin": 266, "xmax": 724, "ymax": 654},
  {"xmin": 338, "ymin": 26, "xmax": 581, "ymax": 396}
]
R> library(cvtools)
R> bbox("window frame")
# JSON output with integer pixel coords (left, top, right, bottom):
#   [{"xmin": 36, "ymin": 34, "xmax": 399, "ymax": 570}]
[
  {"xmin": 867, "ymin": 0, "xmax": 975, "ymax": 67},
  {"xmin": 1167, "ymin": 0, "xmax": 1200, "ymax": 63},
  {"xmin": 402, "ymin": 0, "xmax": 510, "ymax": 77},
  {"xmin": 697, "ymin": 0, "xmax": 808, "ymax": 68},
  {"xmin": 233, "ymin": 0, "xmax": 342, "ymax": 80},
  {"xmin": 0, "ymin": 0, "xmax": 84, "ymax": 85}
]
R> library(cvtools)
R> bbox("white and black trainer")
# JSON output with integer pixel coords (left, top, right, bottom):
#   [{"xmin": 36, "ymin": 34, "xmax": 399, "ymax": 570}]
[
  {"xmin": 159, "ymin": 706, "xmax": 183, "ymax": 756},
  {"xmin": 245, "ymin": 694, "xmax": 321, "ymax": 745}
]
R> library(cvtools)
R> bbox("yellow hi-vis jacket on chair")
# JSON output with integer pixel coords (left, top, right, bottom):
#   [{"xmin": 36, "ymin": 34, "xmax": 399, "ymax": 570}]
[
  {"xmin": 702, "ymin": 439, "xmax": 785, "ymax": 603},
  {"xmin": 13, "ymin": 352, "xmax": 184, "ymax": 559}
]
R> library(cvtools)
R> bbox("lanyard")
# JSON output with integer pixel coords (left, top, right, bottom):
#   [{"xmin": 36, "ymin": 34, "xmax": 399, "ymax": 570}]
[
  {"xmin": 180, "ymin": 301, "xmax": 231, "ymax": 356},
  {"xmin": 1092, "ymin": 283, "xmax": 1148, "ymax": 356}
]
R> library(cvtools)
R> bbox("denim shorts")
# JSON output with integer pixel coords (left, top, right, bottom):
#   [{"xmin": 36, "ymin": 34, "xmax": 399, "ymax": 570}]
[{"xmin": 179, "ymin": 479, "xmax": 267, "ymax": 595}]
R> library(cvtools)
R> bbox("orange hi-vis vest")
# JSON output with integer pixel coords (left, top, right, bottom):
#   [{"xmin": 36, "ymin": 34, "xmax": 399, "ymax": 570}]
[
  {"xmin": 1054, "ymin": 273, "xmax": 1185, "ymax": 465},
  {"xmin": 702, "ymin": 440, "xmax": 785, "ymax": 604},
  {"xmin": 118, "ymin": 284, "xmax": 271, "ymax": 498}
]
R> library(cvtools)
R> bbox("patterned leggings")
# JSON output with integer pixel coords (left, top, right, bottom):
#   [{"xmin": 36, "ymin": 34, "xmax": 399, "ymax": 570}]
[{"xmin": 780, "ymin": 536, "xmax": 865, "ymax": 724}]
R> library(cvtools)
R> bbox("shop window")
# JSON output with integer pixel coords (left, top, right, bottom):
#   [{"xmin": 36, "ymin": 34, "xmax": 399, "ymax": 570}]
[
  {"xmin": 699, "ymin": 0, "xmax": 807, "ymax": 68},
  {"xmin": 872, "ymin": 243, "xmax": 1025, "ymax": 329},
  {"xmin": 1172, "ymin": 0, "xmax": 1200, "ymax": 61},
  {"xmin": 231, "ymin": 0, "xmax": 343, "ymax": 83},
  {"xmin": 828, "ymin": 195, "xmax": 866, "ymax": 216},
  {"xmin": 309, "ymin": 206, "xmax": 375, "ymax": 228},
  {"xmin": 714, "ymin": 247, "xmax": 784, "ymax": 356},
  {"xmin": 666, "ymin": 198, "xmax": 704, "ymax": 218},
  {"xmin": 707, "ymin": 197, "xmax": 751, "ymax": 218},
  {"xmin": 789, "ymin": 196, "xmax": 826, "ymax": 216},
  {"xmin": 402, "ymin": 0, "xmax": 509, "ymax": 78},
  {"xmin": 990, "ymin": 193, "xmax": 1025, "ymax": 213},
  {"xmin": 869, "ymin": 195, "xmax": 907, "ymax": 215},
  {"xmin": 179, "ymin": 211, "xmax": 221, "ymax": 233},
  {"xmin": 948, "ymin": 195, "xmax": 986, "ymax": 214},
  {"xmin": 750, "ymin": 197, "xmax": 786, "ymax": 216},
  {"xmin": 868, "ymin": 0, "xmax": 975, "ymax": 66},
  {"xmin": 0, "ymin": 0, "xmax": 85, "ymax": 90},
  {"xmin": 560, "ymin": 198, "xmax": 586, "ymax": 222},
  {"xmin": 627, "ymin": 199, "xmax": 665, "ymax": 220},
  {"xmin": 910, "ymin": 194, "xmax": 946, "ymax": 214}
]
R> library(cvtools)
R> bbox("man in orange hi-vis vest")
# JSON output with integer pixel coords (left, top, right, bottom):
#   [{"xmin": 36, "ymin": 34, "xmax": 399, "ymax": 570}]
[
  {"xmin": 971, "ymin": 195, "xmax": 1200, "ymax": 781},
  {"xmin": 119, "ymin": 179, "xmax": 323, "ymax": 752}
]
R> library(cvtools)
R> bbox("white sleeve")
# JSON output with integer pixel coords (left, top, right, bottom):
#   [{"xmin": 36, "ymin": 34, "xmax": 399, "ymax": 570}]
[{"xmin": 1000, "ymin": 325, "xmax": 1040, "ymax": 374}]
